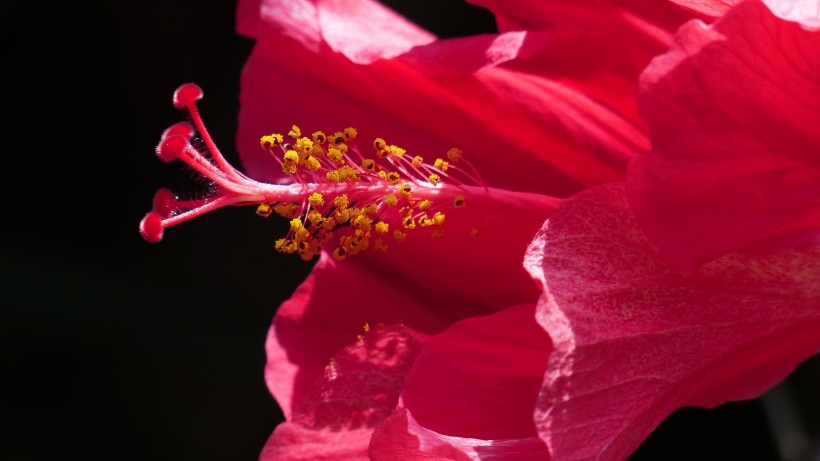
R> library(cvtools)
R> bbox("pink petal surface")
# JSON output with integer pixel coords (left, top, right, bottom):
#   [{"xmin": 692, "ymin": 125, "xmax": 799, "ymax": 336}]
[
  {"xmin": 525, "ymin": 183, "xmax": 820, "ymax": 461},
  {"xmin": 670, "ymin": 0, "xmax": 820, "ymax": 28},
  {"xmin": 233, "ymin": 0, "xmax": 679, "ymax": 197},
  {"xmin": 261, "ymin": 324, "xmax": 423, "ymax": 461},
  {"xmin": 629, "ymin": 0, "xmax": 820, "ymax": 271},
  {"xmin": 401, "ymin": 304, "xmax": 552, "ymax": 441},
  {"xmin": 266, "ymin": 189, "xmax": 557, "ymax": 421},
  {"xmin": 370, "ymin": 407, "xmax": 549, "ymax": 461}
]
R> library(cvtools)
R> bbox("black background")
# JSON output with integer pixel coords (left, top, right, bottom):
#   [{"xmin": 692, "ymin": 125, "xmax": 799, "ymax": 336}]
[{"xmin": 1, "ymin": 0, "xmax": 817, "ymax": 460}]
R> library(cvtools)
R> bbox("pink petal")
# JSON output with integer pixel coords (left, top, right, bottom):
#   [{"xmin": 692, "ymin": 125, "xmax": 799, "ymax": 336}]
[
  {"xmin": 267, "ymin": 189, "xmax": 557, "ymax": 420},
  {"xmin": 401, "ymin": 304, "xmax": 552, "ymax": 440},
  {"xmin": 669, "ymin": 0, "xmax": 820, "ymax": 28},
  {"xmin": 370, "ymin": 408, "xmax": 549, "ymax": 461},
  {"xmin": 525, "ymin": 183, "xmax": 820, "ymax": 461},
  {"xmin": 629, "ymin": 0, "xmax": 820, "ymax": 271},
  {"xmin": 261, "ymin": 324, "xmax": 424, "ymax": 461},
  {"xmin": 235, "ymin": 0, "xmax": 666, "ymax": 196}
]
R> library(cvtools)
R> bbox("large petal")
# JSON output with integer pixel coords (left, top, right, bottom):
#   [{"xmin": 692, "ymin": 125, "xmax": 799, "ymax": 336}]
[
  {"xmin": 628, "ymin": 0, "xmax": 820, "ymax": 271},
  {"xmin": 235, "ymin": 0, "xmax": 666, "ymax": 197},
  {"xmin": 401, "ymin": 304, "xmax": 552, "ymax": 440},
  {"xmin": 267, "ymin": 187, "xmax": 558, "ymax": 421},
  {"xmin": 369, "ymin": 304, "xmax": 552, "ymax": 460},
  {"xmin": 525, "ymin": 183, "xmax": 820, "ymax": 461},
  {"xmin": 261, "ymin": 324, "xmax": 423, "ymax": 460}
]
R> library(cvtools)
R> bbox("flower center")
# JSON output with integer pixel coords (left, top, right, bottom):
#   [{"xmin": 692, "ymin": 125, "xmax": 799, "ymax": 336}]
[{"xmin": 140, "ymin": 83, "xmax": 561, "ymax": 261}]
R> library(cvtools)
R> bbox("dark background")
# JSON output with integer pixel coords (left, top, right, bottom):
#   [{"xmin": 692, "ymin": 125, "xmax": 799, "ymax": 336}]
[{"xmin": 1, "ymin": 0, "xmax": 817, "ymax": 460}]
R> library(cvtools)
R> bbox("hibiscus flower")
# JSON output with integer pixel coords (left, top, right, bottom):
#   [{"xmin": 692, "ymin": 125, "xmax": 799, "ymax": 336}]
[
  {"xmin": 139, "ymin": 0, "xmax": 818, "ymax": 459},
  {"xmin": 526, "ymin": 1, "xmax": 820, "ymax": 460}
]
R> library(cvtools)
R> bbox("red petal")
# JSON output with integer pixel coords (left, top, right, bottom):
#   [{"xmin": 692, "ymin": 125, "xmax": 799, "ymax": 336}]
[
  {"xmin": 525, "ymin": 183, "xmax": 820, "ymax": 461},
  {"xmin": 401, "ymin": 304, "xmax": 552, "ymax": 440},
  {"xmin": 234, "ymin": 0, "xmax": 670, "ymax": 196},
  {"xmin": 369, "ymin": 408, "xmax": 549, "ymax": 461},
  {"xmin": 261, "ymin": 324, "xmax": 423, "ymax": 461},
  {"xmin": 267, "ymin": 188, "xmax": 556, "ymax": 419},
  {"xmin": 629, "ymin": 1, "xmax": 820, "ymax": 271}
]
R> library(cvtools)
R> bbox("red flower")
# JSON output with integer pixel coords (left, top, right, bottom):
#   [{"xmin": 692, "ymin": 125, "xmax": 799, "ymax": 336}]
[
  {"xmin": 227, "ymin": 0, "xmax": 715, "ymax": 459},
  {"xmin": 141, "ymin": 0, "xmax": 819, "ymax": 459},
  {"xmin": 527, "ymin": 2, "xmax": 820, "ymax": 460}
]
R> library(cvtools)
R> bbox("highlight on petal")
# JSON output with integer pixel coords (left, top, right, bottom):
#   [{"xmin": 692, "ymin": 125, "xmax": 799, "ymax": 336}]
[
  {"xmin": 233, "ymin": 0, "xmax": 686, "ymax": 196},
  {"xmin": 370, "ymin": 407, "xmax": 549, "ymax": 461},
  {"xmin": 525, "ymin": 183, "xmax": 820, "ymax": 461},
  {"xmin": 262, "ymin": 322, "xmax": 424, "ymax": 461},
  {"xmin": 237, "ymin": 0, "xmax": 435, "ymax": 62},
  {"xmin": 629, "ymin": 0, "xmax": 820, "ymax": 271}
]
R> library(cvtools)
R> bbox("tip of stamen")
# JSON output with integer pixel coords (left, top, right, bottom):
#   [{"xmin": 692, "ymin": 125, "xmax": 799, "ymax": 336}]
[
  {"xmin": 172, "ymin": 83, "xmax": 203, "ymax": 109},
  {"xmin": 156, "ymin": 134, "xmax": 190, "ymax": 163},
  {"xmin": 162, "ymin": 121, "xmax": 195, "ymax": 140},
  {"xmin": 140, "ymin": 212, "xmax": 165, "ymax": 243},
  {"xmin": 152, "ymin": 188, "xmax": 176, "ymax": 218}
]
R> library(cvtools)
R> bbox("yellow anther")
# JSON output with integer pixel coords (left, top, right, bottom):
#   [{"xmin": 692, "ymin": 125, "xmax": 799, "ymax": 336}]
[
  {"xmin": 373, "ymin": 137, "xmax": 387, "ymax": 151},
  {"xmin": 290, "ymin": 218, "xmax": 303, "ymax": 231},
  {"xmin": 399, "ymin": 183, "xmax": 413, "ymax": 198},
  {"xmin": 374, "ymin": 239, "xmax": 388, "ymax": 252},
  {"xmin": 447, "ymin": 147, "xmax": 463, "ymax": 163},
  {"xmin": 304, "ymin": 156, "xmax": 321, "ymax": 172},
  {"xmin": 376, "ymin": 147, "xmax": 389, "ymax": 159},
  {"xmin": 432, "ymin": 229, "xmax": 445, "ymax": 240},
  {"xmin": 418, "ymin": 200, "xmax": 431, "ymax": 211},
  {"xmin": 434, "ymin": 158, "xmax": 449, "ymax": 172},
  {"xmin": 471, "ymin": 227, "xmax": 480, "ymax": 238},
  {"xmin": 341, "ymin": 165, "xmax": 360, "ymax": 181},
  {"xmin": 312, "ymin": 131, "xmax": 327, "ymax": 144},
  {"xmin": 428, "ymin": 174, "xmax": 440, "ymax": 185},
  {"xmin": 334, "ymin": 194, "xmax": 349, "ymax": 209},
  {"xmin": 307, "ymin": 209, "xmax": 324, "ymax": 225},
  {"xmin": 402, "ymin": 214, "xmax": 416, "ymax": 229},
  {"xmin": 454, "ymin": 196, "xmax": 466, "ymax": 208},
  {"xmin": 256, "ymin": 203, "xmax": 273, "ymax": 218},
  {"xmin": 343, "ymin": 127, "xmax": 358, "ymax": 141},
  {"xmin": 260, "ymin": 134, "xmax": 283, "ymax": 149},
  {"xmin": 288, "ymin": 125, "xmax": 301, "ymax": 139},
  {"xmin": 283, "ymin": 150, "xmax": 299, "ymax": 163},
  {"xmin": 362, "ymin": 203, "xmax": 378, "ymax": 216},
  {"xmin": 383, "ymin": 194, "xmax": 398, "ymax": 206},
  {"xmin": 311, "ymin": 143, "xmax": 325, "ymax": 158},
  {"xmin": 353, "ymin": 215, "xmax": 373, "ymax": 231},
  {"xmin": 282, "ymin": 163, "xmax": 297, "ymax": 174},
  {"xmin": 308, "ymin": 192, "xmax": 324, "ymax": 208},
  {"xmin": 331, "ymin": 131, "xmax": 346, "ymax": 145},
  {"xmin": 375, "ymin": 221, "xmax": 389, "ymax": 234},
  {"xmin": 363, "ymin": 322, "xmax": 371, "ymax": 333},
  {"xmin": 275, "ymin": 203, "xmax": 299, "ymax": 218},
  {"xmin": 326, "ymin": 170, "xmax": 341, "ymax": 183},
  {"xmin": 362, "ymin": 159, "xmax": 376, "ymax": 172},
  {"xmin": 388, "ymin": 144, "xmax": 406, "ymax": 156},
  {"xmin": 386, "ymin": 172, "xmax": 401, "ymax": 185},
  {"xmin": 295, "ymin": 137, "xmax": 313, "ymax": 156},
  {"xmin": 334, "ymin": 208, "xmax": 350, "ymax": 224},
  {"xmin": 294, "ymin": 227, "xmax": 310, "ymax": 242},
  {"xmin": 393, "ymin": 230, "xmax": 407, "ymax": 242},
  {"xmin": 432, "ymin": 212, "xmax": 446, "ymax": 225},
  {"xmin": 333, "ymin": 247, "xmax": 347, "ymax": 262},
  {"xmin": 412, "ymin": 155, "xmax": 424, "ymax": 167},
  {"xmin": 328, "ymin": 147, "xmax": 344, "ymax": 164}
]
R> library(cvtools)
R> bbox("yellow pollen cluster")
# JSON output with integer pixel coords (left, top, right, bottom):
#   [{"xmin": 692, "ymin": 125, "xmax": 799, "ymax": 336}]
[{"xmin": 255, "ymin": 126, "xmax": 478, "ymax": 262}]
